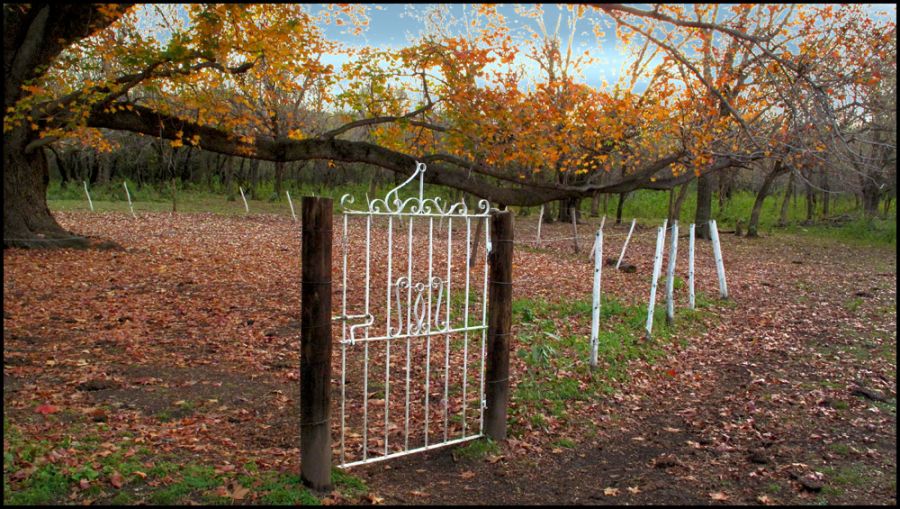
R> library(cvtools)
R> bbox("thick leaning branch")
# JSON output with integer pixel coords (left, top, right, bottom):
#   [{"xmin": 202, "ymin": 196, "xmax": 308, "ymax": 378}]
[{"xmin": 86, "ymin": 104, "xmax": 712, "ymax": 205}]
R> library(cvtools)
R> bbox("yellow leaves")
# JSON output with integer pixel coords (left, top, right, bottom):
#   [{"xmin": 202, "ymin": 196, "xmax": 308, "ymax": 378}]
[{"xmin": 170, "ymin": 138, "xmax": 183, "ymax": 148}]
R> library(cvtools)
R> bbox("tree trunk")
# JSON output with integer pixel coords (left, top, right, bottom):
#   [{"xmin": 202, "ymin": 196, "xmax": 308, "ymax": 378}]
[
  {"xmin": 615, "ymin": 192, "xmax": 628, "ymax": 224},
  {"xmin": 249, "ymin": 159, "xmax": 260, "ymax": 199},
  {"xmin": 469, "ymin": 216, "xmax": 485, "ymax": 268},
  {"xmin": 821, "ymin": 172, "xmax": 830, "ymax": 218},
  {"xmin": 274, "ymin": 161, "xmax": 285, "ymax": 196},
  {"xmin": 670, "ymin": 183, "xmax": 691, "ymax": 224},
  {"xmin": 747, "ymin": 160, "xmax": 786, "ymax": 238},
  {"xmin": 861, "ymin": 178, "xmax": 881, "ymax": 217},
  {"xmin": 4, "ymin": 129, "xmax": 88, "ymax": 248},
  {"xmin": 556, "ymin": 197, "xmax": 581, "ymax": 223},
  {"xmin": 777, "ymin": 171, "xmax": 794, "ymax": 227},
  {"xmin": 590, "ymin": 191, "xmax": 600, "ymax": 217},
  {"xmin": 695, "ymin": 173, "xmax": 713, "ymax": 239},
  {"xmin": 804, "ymin": 179, "xmax": 816, "ymax": 224}
]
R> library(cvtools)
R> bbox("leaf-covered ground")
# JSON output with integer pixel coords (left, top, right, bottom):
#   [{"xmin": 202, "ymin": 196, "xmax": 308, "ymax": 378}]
[{"xmin": 3, "ymin": 211, "xmax": 896, "ymax": 505}]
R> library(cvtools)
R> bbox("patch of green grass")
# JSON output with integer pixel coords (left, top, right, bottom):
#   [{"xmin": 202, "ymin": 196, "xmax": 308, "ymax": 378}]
[
  {"xmin": 109, "ymin": 491, "xmax": 136, "ymax": 504},
  {"xmin": 4, "ymin": 464, "xmax": 70, "ymax": 505},
  {"xmin": 765, "ymin": 481, "xmax": 783, "ymax": 494},
  {"xmin": 828, "ymin": 443, "xmax": 852, "ymax": 456},
  {"xmin": 551, "ymin": 438, "xmax": 576, "ymax": 449},
  {"xmin": 831, "ymin": 400, "xmax": 850, "ymax": 410},
  {"xmin": 332, "ymin": 468, "xmax": 367, "ymax": 500},
  {"xmin": 250, "ymin": 472, "xmax": 320, "ymax": 505},
  {"xmin": 453, "ymin": 438, "xmax": 501, "ymax": 462},
  {"xmin": 821, "ymin": 463, "xmax": 870, "ymax": 486},
  {"xmin": 844, "ymin": 297, "xmax": 864, "ymax": 314},
  {"xmin": 3, "ymin": 420, "xmax": 69, "ymax": 505}
]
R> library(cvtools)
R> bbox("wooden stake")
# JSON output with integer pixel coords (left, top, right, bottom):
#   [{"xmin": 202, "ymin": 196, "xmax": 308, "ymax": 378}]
[
  {"xmin": 83, "ymin": 181, "xmax": 94, "ymax": 211},
  {"xmin": 665, "ymin": 221, "xmax": 679, "ymax": 325},
  {"xmin": 287, "ymin": 190, "xmax": 297, "ymax": 221},
  {"xmin": 645, "ymin": 225, "xmax": 666, "ymax": 338},
  {"xmin": 485, "ymin": 210, "xmax": 513, "ymax": 440},
  {"xmin": 616, "ymin": 218, "xmax": 636, "ymax": 270},
  {"xmin": 300, "ymin": 197, "xmax": 333, "ymax": 491},
  {"xmin": 239, "ymin": 186, "xmax": 249, "ymax": 214},
  {"xmin": 123, "ymin": 181, "xmax": 136, "ymax": 219},
  {"xmin": 571, "ymin": 207, "xmax": 579, "ymax": 253},
  {"xmin": 589, "ymin": 229, "xmax": 603, "ymax": 369},
  {"xmin": 536, "ymin": 204, "xmax": 544, "ymax": 247},
  {"xmin": 709, "ymin": 219, "xmax": 729, "ymax": 299},
  {"xmin": 688, "ymin": 223, "xmax": 696, "ymax": 309}
]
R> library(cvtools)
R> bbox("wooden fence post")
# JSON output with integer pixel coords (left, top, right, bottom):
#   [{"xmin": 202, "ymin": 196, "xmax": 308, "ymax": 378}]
[
  {"xmin": 485, "ymin": 210, "xmax": 513, "ymax": 440},
  {"xmin": 536, "ymin": 204, "xmax": 544, "ymax": 247},
  {"xmin": 300, "ymin": 197, "xmax": 333, "ymax": 491}
]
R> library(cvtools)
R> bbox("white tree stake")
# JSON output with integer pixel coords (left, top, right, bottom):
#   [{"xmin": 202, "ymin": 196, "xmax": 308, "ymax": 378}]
[
  {"xmin": 688, "ymin": 223, "xmax": 696, "ymax": 309},
  {"xmin": 616, "ymin": 218, "xmax": 637, "ymax": 270},
  {"xmin": 286, "ymin": 190, "xmax": 297, "ymax": 221},
  {"xmin": 123, "ymin": 181, "xmax": 136, "ymax": 219},
  {"xmin": 83, "ymin": 181, "xmax": 94, "ymax": 212},
  {"xmin": 709, "ymin": 219, "xmax": 728, "ymax": 299},
  {"xmin": 665, "ymin": 221, "xmax": 679, "ymax": 325},
  {"xmin": 645, "ymin": 225, "xmax": 666, "ymax": 338},
  {"xmin": 590, "ymin": 228, "xmax": 603, "ymax": 370},
  {"xmin": 571, "ymin": 207, "xmax": 579, "ymax": 253},
  {"xmin": 590, "ymin": 216, "xmax": 607, "ymax": 262},
  {"xmin": 536, "ymin": 204, "xmax": 544, "ymax": 247},
  {"xmin": 239, "ymin": 186, "xmax": 249, "ymax": 214}
]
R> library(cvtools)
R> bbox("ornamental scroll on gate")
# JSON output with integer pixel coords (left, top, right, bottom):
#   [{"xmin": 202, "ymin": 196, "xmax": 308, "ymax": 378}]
[{"xmin": 334, "ymin": 162, "xmax": 496, "ymax": 468}]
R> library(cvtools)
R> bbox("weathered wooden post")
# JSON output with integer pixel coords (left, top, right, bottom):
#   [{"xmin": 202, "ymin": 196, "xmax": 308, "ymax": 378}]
[
  {"xmin": 688, "ymin": 223, "xmax": 696, "ymax": 309},
  {"xmin": 616, "ymin": 218, "xmax": 637, "ymax": 270},
  {"xmin": 485, "ymin": 210, "xmax": 513, "ymax": 440},
  {"xmin": 709, "ymin": 219, "xmax": 728, "ymax": 299},
  {"xmin": 589, "ymin": 228, "xmax": 603, "ymax": 370},
  {"xmin": 665, "ymin": 221, "xmax": 679, "ymax": 325},
  {"xmin": 300, "ymin": 197, "xmax": 333, "ymax": 491}
]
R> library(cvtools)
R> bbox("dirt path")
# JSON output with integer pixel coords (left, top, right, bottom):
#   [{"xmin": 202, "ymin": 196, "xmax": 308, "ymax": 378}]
[
  {"xmin": 355, "ymin": 233, "xmax": 897, "ymax": 505},
  {"xmin": 3, "ymin": 213, "xmax": 895, "ymax": 505}
]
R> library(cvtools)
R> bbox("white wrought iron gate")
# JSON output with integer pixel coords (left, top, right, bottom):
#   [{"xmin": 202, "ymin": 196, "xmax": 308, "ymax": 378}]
[{"xmin": 335, "ymin": 162, "xmax": 493, "ymax": 468}]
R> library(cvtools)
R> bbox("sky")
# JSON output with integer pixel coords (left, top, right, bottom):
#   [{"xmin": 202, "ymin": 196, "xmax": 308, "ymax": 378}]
[
  {"xmin": 135, "ymin": 4, "xmax": 898, "ymax": 96},
  {"xmin": 318, "ymin": 4, "xmax": 631, "ymax": 90},
  {"xmin": 316, "ymin": 3, "xmax": 897, "ymax": 93}
]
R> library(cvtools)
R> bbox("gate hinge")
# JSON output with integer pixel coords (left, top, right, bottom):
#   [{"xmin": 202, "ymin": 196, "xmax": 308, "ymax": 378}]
[{"xmin": 486, "ymin": 240, "xmax": 492, "ymax": 254}]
